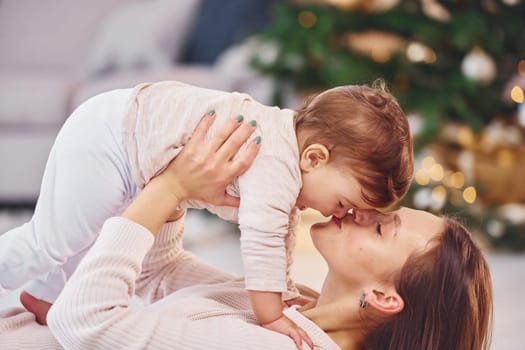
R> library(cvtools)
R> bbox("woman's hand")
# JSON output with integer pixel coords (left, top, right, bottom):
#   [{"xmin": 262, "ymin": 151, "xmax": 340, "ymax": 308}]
[
  {"xmin": 123, "ymin": 111, "xmax": 260, "ymax": 235},
  {"xmin": 158, "ymin": 110, "xmax": 259, "ymax": 207}
]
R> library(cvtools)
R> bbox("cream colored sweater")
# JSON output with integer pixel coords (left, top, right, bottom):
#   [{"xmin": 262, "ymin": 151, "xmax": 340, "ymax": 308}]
[
  {"xmin": 123, "ymin": 81, "xmax": 303, "ymax": 294},
  {"xmin": 0, "ymin": 217, "xmax": 340, "ymax": 349}
]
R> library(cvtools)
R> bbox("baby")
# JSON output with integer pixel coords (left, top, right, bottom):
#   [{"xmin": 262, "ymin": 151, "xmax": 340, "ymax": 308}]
[{"xmin": 0, "ymin": 80, "xmax": 413, "ymax": 344}]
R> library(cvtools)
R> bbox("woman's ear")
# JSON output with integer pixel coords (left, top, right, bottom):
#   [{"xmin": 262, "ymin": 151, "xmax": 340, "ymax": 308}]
[
  {"xmin": 367, "ymin": 288, "xmax": 404, "ymax": 316},
  {"xmin": 299, "ymin": 144, "xmax": 330, "ymax": 172}
]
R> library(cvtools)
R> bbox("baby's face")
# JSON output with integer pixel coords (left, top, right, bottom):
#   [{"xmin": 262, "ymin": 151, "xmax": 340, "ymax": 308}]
[{"xmin": 296, "ymin": 164, "xmax": 374, "ymax": 218}]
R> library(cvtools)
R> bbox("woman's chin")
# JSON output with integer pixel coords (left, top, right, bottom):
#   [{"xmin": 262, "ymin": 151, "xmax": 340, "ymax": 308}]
[{"xmin": 310, "ymin": 218, "xmax": 333, "ymax": 236}]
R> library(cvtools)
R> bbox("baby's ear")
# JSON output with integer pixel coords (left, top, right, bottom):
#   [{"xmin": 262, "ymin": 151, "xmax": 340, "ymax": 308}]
[{"xmin": 299, "ymin": 143, "xmax": 330, "ymax": 171}]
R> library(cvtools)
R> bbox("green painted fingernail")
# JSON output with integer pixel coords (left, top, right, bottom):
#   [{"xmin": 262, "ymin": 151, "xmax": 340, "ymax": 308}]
[
  {"xmin": 249, "ymin": 120, "xmax": 257, "ymax": 127},
  {"xmin": 207, "ymin": 110, "xmax": 215, "ymax": 116},
  {"xmin": 236, "ymin": 115, "xmax": 244, "ymax": 123},
  {"xmin": 255, "ymin": 136, "xmax": 261, "ymax": 144}
]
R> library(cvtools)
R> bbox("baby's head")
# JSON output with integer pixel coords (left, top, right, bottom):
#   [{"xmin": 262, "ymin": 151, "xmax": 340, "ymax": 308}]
[{"xmin": 294, "ymin": 81, "xmax": 413, "ymax": 217}]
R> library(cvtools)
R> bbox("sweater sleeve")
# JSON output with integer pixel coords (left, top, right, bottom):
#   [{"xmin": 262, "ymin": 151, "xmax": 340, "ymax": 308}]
[
  {"xmin": 0, "ymin": 308, "xmax": 62, "ymax": 349},
  {"xmin": 135, "ymin": 216, "xmax": 238, "ymax": 304},
  {"xmin": 237, "ymin": 155, "xmax": 300, "ymax": 292},
  {"xmin": 47, "ymin": 217, "xmax": 299, "ymax": 350}
]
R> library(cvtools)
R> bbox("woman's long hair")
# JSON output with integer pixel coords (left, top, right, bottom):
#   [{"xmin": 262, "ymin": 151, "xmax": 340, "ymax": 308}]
[{"xmin": 362, "ymin": 218, "xmax": 493, "ymax": 350}]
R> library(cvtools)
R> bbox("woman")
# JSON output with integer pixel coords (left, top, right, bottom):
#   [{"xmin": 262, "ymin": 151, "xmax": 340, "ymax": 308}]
[{"xmin": 0, "ymin": 117, "xmax": 492, "ymax": 350}]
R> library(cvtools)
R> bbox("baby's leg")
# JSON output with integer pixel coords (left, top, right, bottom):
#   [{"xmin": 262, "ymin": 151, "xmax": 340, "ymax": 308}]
[{"xmin": 0, "ymin": 89, "xmax": 136, "ymax": 303}]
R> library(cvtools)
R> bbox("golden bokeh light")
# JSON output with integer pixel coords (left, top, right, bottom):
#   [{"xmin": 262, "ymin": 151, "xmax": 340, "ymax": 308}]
[
  {"xmin": 421, "ymin": 156, "xmax": 435, "ymax": 170},
  {"xmin": 429, "ymin": 163, "xmax": 444, "ymax": 181},
  {"xmin": 449, "ymin": 171, "xmax": 465, "ymax": 189},
  {"xmin": 415, "ymin": 169, "xmax": 430, "ymax": 186},
  {"xmin": 463, "ymin": 186, "xmax": 477, "ymax": 204},
  {"xmin": 432, "ymin": 185, "xmax": 447, "ymax": 203},
  {"xmin": 510, "ymin": 85, "xmax": 524, "ymax": 103},
  {"xmin": 298, "ymin": 11, "xmax": 317, "ymax": 28}
]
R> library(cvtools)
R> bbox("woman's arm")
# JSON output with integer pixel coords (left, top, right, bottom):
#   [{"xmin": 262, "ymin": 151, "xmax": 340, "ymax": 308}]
[
  {"xmin": 135, "ymin": 218, "xmax": 238, "ymax": 304},
  {"xmin": 48, "ymin": 217, "xmax": 299, "ymax": 350}
]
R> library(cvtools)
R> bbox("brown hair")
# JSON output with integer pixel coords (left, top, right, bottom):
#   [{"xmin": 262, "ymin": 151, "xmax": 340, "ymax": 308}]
[
  {"xmin": 362, "ymin": 218, "xmax": 493, "ymax": 350},
  {"xmin": 294, "ymin": 80, "xmax": 413, "ymax": 208}
]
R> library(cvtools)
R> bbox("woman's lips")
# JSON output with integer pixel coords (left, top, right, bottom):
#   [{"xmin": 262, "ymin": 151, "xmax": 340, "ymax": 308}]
[{"xmin": 332, "ymin": 216, "xmax": 342, "ymax": 229}]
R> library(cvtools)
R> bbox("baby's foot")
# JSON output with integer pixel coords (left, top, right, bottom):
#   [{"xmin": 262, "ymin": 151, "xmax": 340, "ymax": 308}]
[{"xmin": 20, "ymin": 290, "xmax": 51, "ymax": 325}]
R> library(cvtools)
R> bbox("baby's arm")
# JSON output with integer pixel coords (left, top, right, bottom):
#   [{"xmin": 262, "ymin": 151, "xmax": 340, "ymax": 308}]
[
  {"xmin": 249, "ymin": 290, "xmax": 313, "ymax": 350},
  {"xmin": 238, "ymin": 155, "xmax": 312, "ymax": 349},
  {"xmin": 248, "ymin": 290, "xmax": 284, "ymax": 324}
]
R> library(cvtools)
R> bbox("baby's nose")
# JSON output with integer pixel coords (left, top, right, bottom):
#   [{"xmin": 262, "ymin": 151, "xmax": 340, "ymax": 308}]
[{"xmin": 334, "ymin": 206, "xmax": 350, "ymax": 219}]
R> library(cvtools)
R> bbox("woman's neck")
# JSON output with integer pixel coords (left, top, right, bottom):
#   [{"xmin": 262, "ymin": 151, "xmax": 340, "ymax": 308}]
[
  {"xmin": 300, "ymin": 274, "xmax": 367, "ymax": 349},
  {"xmin": 301, "ymin": 305, "xmax": 363, "ymax": 350}
]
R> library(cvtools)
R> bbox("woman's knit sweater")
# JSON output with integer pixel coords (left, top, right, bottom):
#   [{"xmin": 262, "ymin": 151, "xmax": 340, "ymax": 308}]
[{"xmin": 0, "ymin": 216, "xmax": 339, "ymax": 349}]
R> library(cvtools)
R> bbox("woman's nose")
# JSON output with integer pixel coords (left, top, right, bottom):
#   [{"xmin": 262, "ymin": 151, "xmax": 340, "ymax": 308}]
[
  {"xmin": 354, "ymin": 209, "xmax": 394, "ymax": 226},
  {"xmin": 353, "ymin": 209, "xmax": 379, "ymax": 225}
]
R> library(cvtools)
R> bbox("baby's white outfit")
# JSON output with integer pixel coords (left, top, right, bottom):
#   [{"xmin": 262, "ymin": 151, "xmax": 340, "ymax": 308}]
[{"xmin": 0, "ymin": 81, "xmax": 302, "ymax": 302}]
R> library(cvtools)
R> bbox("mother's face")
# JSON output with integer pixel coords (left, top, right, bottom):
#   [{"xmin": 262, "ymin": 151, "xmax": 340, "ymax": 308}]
[{"xmin": 310, "ymin": 207, "xmax": 444, "ymax": 287}]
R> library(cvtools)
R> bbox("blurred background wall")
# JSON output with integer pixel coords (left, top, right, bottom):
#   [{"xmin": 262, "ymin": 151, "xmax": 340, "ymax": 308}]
[
  {"xmin": 0, "ymin": 0, "xmax": 276, "ymax": 205},
  {"xmin": 0, "ymin": 0, "xmax": 524, "ymax": 349}
]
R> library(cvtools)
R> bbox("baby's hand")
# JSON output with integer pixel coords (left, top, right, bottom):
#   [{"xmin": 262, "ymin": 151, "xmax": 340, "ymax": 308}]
[{"xmin": 262, "ymin": 314, "xmax": 313, "ymax": 350}]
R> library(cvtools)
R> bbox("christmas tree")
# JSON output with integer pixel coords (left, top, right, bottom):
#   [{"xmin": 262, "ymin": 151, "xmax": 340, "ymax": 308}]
[{"xmin": 251, "ymin": 0, "xmax": 525, "ymax": 250}]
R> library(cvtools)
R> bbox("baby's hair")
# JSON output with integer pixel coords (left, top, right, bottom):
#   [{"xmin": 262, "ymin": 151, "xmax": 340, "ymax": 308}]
[{"xmin": 294, "ymin": 79, "xmax": 413, "ymax": 208}]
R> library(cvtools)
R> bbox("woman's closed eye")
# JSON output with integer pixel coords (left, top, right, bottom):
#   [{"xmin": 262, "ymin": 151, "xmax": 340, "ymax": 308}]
[{"xmin": 376, "ymin": 223, "xmax": 382, "ymax": 236}]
